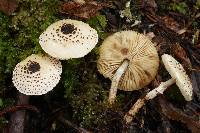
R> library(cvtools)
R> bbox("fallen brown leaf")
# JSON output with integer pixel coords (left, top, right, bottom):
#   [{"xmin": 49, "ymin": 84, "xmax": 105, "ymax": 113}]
[
  {"xmin": 171, "ymin": 43, "xmax": 192, "ymax": 71},
  {"xmin": 0, "ymin": 0, "xmax": 18, "ymax": 15},
  {"xmin": 62, "ymin": 1, "xmax": 81, "ymax": 11},
  {"xmin": 145, "ymin": 0, "xmax": 157, "ymax": 14},
  {"xmin": 62, "ymin": 1, "xmax": 109, "ymax": 19},
  {"xmin": 160, "ymin": 15, "xmax": 182, "ymax": 33},
  {"xmin": 195, "ymin": 44, "xmax": 200, "ymax": 49},
  {"xmin": 151, "ymin": 35, "xmax": 169, "ymax": 55}
]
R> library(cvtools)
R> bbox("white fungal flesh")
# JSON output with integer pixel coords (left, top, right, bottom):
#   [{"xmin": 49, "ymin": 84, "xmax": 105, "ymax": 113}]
[
  {"xmin": 162, "ymin": 54, "xmax": 193, "ymax": 101},
  {"xmin": 12, "ymin": 54, "xmax": 62, "ymax": 95},
  {"xmin": 39, "ymin": 19, "xmax": 98, "ymax": 60},
  {"xmin": 108, "ymin": 60, "xmax": 129, "ymax": 104}
]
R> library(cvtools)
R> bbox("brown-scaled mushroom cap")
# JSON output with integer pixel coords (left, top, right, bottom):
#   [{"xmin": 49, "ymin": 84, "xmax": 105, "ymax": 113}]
[
  {"xmin": 12, "ymin": 54, "xmax": 62, "ymax": 95},
  {"xmin": 97, "ymin": 31, "xmax": 159, "ymax": 91},
  {"xmin": 162, "ymin": 54, "xmax": 193, "ymax": 101},
  {"xmin": 39, "ymin": 19, "xmax": 98, "ymax": 60}
]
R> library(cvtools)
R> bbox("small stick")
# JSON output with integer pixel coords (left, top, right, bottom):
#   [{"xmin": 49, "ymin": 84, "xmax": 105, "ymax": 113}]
[
  {"xmin": 108, "ymin": 60, "xmax": 129, "ymax": 104},
  {"xmin": 0, "ymin": 104, "xmax": 39, "ymax": 117},
  {"xmin": 58, "ymin": 117, "xmax": 91, "ymax": 133}
]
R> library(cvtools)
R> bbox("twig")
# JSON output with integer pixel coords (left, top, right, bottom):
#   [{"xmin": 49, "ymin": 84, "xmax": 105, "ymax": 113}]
[
  {"xmin": 0, "ymin": 104, "xmax": 39, "ymax": 117},
  {"xmin": 58, "ymin": 116, "xmax": 91, "ymax": 133}
]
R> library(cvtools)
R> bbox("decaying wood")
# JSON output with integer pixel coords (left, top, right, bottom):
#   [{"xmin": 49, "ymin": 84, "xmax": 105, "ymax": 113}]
[
  {"xmin": 8, "ymin": 93, "xmax": 30, "ymax": 133},
  {"xmin": 0, "ymin": 104, "xmax": 38, "ymax": 117}
]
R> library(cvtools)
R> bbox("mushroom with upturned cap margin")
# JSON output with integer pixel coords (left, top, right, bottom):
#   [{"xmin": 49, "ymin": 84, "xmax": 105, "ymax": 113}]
[
  {"xmin": 97, "ymin": 31, "xmax": 159, "ymax": 104},
  {"xmin": 12, "ymin": 54, "xmax": 62, "ymax": 95},
  {"xmin": 39, "ymin": 19, "xmax": 98, "ymax": 60},
  {"xmin": 124, "ymin": 54, "xmax": 193, "ymax": 123}
]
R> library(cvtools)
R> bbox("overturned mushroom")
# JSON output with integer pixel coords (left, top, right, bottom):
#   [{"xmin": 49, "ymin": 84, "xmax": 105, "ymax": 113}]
[
  {"xmin": 97, "ymin": 31, "xmax": 159, "ymax": 104},
  {"xmin": 39, "ymin": 19, "xmax": 98, "ymax": 60},
  {"xmin": 12, "ymin": 54, "xmax": 62, "ymax": 95},
  {"xmin": 124, "ymin": 54, "xmax": 193, "ymax": 123}
]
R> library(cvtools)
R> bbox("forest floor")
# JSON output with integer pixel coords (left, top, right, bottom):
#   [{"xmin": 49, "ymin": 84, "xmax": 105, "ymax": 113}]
[{"xmin": 0, "ymin": 0, "xmax": 200, "ymax": 133}]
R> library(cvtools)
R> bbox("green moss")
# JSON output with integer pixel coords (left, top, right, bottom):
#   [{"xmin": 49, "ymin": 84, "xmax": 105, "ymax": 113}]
[
  {"xmin": 70, "ymin": 79, "xmax": 108, "ymax": 127},
  {"xmin": 11, "ymin": 0, "xmax": 59, "ymax": 53},
  {"xmin": 63, "ymin": 59, "xmax": 81, "ymax": 98},
  {"xmin": 0, "ymin": 98, "xmax": 15, "ymax": 128},
  {"xmin": 169, "ymin": 2, "xmax": 188, "ymax": 15},
  {"xmin": 87, "ymin": 15, "xmax": 108, "ymax": 40},
  {"xmin": 0, "ymin": 0, "xmax": 60, "ymax": 88}
]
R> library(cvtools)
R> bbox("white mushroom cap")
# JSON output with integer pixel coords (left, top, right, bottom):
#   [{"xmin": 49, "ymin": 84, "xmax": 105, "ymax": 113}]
[
  {"xmin": 12, "ymin": 54, "xmax": 62, "ymax": 95},
  {"xmin": 39, "ymin": 19, "xmax": 98, "ymax": 60},
  {"xmin": 162, "ymin": 54, "xmax": 193, "ymax": 101}
]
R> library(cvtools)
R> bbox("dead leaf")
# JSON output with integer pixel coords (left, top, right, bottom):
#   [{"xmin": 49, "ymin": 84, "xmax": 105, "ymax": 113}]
[
  {"xmin": 171, "ymin": 43, "xmax": 192, "ymax": 71},
  {"xmin": 195, "ymin": 44, "xmax": 200, "ymax": 49},
  {"xmin": 159, "ymin": 97, "xmax": 200, "ymax": 133},
  {"xmin": 0, "ymin": 0, "xmax": 18, "ymax": 15},
  {"xmin": 146, "ymin": 0, "xmax": 157, "ymax": 9},
  {"xmin": 62, "ymin": 2, "xmax": 81, "ymax": 10},
  {"xmin": 151, "ymin": 35, "xmax": 169, "ymax": 55},
  {"xmin": 160, "ymin": 15, "xmax": 182, "ymax": 33},
  {"xmin": 62, "ymin": 1, "xmax": 109, "ymax": 19}
]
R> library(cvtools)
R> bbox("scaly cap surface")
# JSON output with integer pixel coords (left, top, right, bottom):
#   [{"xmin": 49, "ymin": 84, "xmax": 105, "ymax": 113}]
[
  {"xmin": 162, "ymin": 54, "xmax": 193, "ymax": 101},
  {"xmin": 12, "ymin": 54, "xmax": 62, "ymax": 95},
  {"xmin": 39, "ymin": 19, "xmax": 98, "ymax": 60}
]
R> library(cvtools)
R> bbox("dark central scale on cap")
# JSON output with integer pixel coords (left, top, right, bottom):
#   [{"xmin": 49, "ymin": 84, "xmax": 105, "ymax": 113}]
[
  {"xmin": 28, "ymin": 61, "xmax": 40, "ymax": 73},
  {"xmin": 61, "ymin": 24, "xmax": 76, "ymax": 34}
]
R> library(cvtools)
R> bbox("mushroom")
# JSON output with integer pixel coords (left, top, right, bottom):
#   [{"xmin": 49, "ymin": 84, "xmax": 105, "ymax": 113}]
[
  {"xmin": 124, "ymin": 54, "xmax": 193, "ymax": 123},
  {"xmin": 97, "ymin": 31, "xmax": 159, "ymax": 104},
  {"xmin": 39, "ymin": 19, "xmax": 98, "ymax": 60},
  {"xmin": 12, "ymin": 54, "xmax": 62, "ymax": 95}
]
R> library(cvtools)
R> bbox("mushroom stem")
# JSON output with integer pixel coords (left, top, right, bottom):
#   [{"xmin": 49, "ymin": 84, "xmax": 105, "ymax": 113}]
[
  {"xmin": 145, "ymin": 78, "xmax": 175, "ymax": 100},
  {"xmin": 124, "ymin": 78, "xmax": 176, "ymax": 123},
  {"xmin": 108, "ymin": 60, "xmax": 129, "ymax": 104}
]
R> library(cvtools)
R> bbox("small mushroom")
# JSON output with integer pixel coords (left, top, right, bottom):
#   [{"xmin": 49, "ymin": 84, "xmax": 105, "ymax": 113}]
[
  {"xmin": 97, "ymin": 31, "xmax": 159, "ymax": 104},
  {"xmin": 12, "ymin": 54, "xmax": 62, "ymax": 95},
  {"xmin": 124, "ymin": 54, "xmax": 193, "ymax": 123},
  {"xmin": 39, "ymin": 19, "xmax": 98, "ymax": 60}
]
